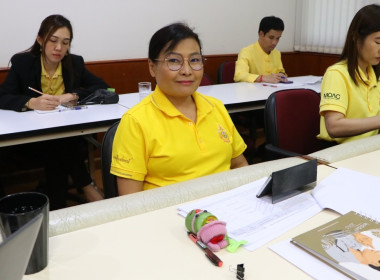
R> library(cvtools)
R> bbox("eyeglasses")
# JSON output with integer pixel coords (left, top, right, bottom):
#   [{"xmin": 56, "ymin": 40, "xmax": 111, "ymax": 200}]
[{"xmin": 155, "ymin": 53, "xmax": 205, "ymax": 71}]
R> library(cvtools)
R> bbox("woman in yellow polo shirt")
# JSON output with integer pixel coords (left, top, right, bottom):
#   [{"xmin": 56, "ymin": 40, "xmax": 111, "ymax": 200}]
[
  {"xmin": 0, "ymin": 15, "xmax": 108, "ymax": 209},
  {"xmin": 318, "ymin": 4, "xmax": 380, "ymax": 144},
  {"xmin": 111, "ymin": 23, "xmax": 248, "ymax": 195}
]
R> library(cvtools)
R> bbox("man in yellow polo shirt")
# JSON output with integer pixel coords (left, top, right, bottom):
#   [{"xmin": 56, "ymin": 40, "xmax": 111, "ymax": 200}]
[
  {"xmin": 318, "ymin": 61, "xmax": 380, "ymax": 144},
  {"xmin": 234, "ymin": 16, "xmax": 287, "ymax": 83},
  {"xmin": 111, "ymin": 86, "xmax": 247, "ymax": 190}
]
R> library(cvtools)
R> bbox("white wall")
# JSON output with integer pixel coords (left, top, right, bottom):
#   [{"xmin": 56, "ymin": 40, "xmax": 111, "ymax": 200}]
[{"xmin": 0, "ymin": 0, "xmax": 296, "ymax": 68}]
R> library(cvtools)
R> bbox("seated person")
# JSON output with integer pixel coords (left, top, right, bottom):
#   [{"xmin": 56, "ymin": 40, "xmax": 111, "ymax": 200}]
[
  {"xmin": 0, "ymin": 15, "xmax": 108, "ymax": 209},
  {"xmin": 318, "ymin": 4, "xmax": 380, "ymax": 144},
  {"xmin": 111, "ymin": 23, "xmax": 248, "ymax": 195},
  {"xmin": 234, "ymin": 16, "xmax": 288, "ymax": 83}
]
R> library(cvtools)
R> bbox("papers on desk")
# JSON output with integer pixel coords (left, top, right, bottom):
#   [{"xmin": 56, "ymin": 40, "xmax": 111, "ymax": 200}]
[
  {"xmin": 34, "ymin": 105, "xmax": 89, "ymax": 114},
  {"xmin": 269, "ymin": 239, "xmax": 351, "ymax": 280},
  {"xmin": 262, "ymin": 75, "xmax": 322, "ymax": 88},
  {"xmin": 178, "ymin": 168, "xmax": 380, "ymax": 252},
  {"xmin": 34, "ymin": 105, "xmax": 67, "ymax": 114},
  {"xmin": 178, "ymin": 177, "xmax": 321, "ymax": 251},
  {"xmin": 269, "ymin": 168, "xmax": 380, "ymax": 280}
]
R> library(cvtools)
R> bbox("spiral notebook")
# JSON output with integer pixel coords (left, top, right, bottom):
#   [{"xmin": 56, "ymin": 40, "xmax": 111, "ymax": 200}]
[{"xmin": 292, "ymin": 211, "xmax": 380, "ymax": 280}]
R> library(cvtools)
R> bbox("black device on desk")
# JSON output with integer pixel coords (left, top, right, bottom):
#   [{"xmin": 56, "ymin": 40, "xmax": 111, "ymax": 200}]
[
  {"xmin": 256, "ymin": 159, "xmax": 317, "ymax": 203},
  {"xmin": 78, "ymin": 89, "xmax": 119, "ymax": 105}
]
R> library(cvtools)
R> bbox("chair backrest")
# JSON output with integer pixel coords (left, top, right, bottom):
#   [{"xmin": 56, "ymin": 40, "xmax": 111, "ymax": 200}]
[
  {"xmin": 217, "ymin": 61, "xmax": 236, "ymax": 84},
  {"xmin": 101, "ymin": 121, "xmax": 120, "ymax": 198},
  {"xmin": 265, "ymin": 89, "xmax": 323, "ymax": 157},
  {"xmin": 200, "ymin": 73, "xmax": 213, "ymax": 86}
]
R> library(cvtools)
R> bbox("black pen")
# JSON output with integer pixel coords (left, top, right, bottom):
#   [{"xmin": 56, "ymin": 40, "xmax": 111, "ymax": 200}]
[{"xmin": 187, "ymin": 232, "xmax": 223, "ymax": 267}]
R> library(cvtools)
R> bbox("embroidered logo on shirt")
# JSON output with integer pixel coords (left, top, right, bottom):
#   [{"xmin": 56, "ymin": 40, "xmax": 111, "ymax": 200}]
[
  {"xmin": 217, "ymin": 124, "xmax": 230, "ymax": 143},
  {"xmin": 323, "ymin": 92, "xmax": 341, "ymax": 100},
  {"xmin": 113, "ymin": 155, "xmax": 133, "ymax": 164}
]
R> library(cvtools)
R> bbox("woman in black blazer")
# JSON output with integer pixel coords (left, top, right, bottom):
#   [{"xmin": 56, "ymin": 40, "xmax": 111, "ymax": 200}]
[{"xmin": 0, "ymin": 14, "xmax": 108, "ymax": 209}]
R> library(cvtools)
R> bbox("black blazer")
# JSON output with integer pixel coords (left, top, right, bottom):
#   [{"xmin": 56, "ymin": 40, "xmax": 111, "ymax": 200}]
[{"xmin": 0, "ymin": 53, "xmax": 109, "ymax": 112}]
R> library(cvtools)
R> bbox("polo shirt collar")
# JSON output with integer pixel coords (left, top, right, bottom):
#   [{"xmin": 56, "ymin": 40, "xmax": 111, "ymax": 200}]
[
  {"xmin": 40, "ymin": 56, "xmax": 62, "ymax": 78},
  {"xmin": 151, "ymin": 86, "xmax": 214, "ymax": 119},
  {"xmin": 357, "ymin": 64, "xmax": 377, "ymax": 89}
]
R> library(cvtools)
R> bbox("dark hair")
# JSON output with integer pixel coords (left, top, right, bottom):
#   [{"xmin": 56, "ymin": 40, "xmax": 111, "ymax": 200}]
[
  {"xmin": 340, "ymin": 4, "xmax": 380, "ymax": 85},
  {"xmin": 20, "ymin": 14, "xmax": 74, "ymax": 72},
  {"xmin": 148, "ymin": 22, "xmax": 202, "ymax": 61},
  {"xmin": 258, "ymin": 16, "xmax": 284, "ymax": 35},
  {"xmin": 27, "ymin": 15, "xmax": 73, "ymax": 57}
]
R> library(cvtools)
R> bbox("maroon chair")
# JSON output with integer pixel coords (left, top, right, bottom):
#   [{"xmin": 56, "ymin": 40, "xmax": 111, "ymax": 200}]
[
  {"xmin": 217, "ymin": 61, "xmax": 236, "ymax": 84},
  {"xmin": 264, "ymin": 89, "xmax": 326, "ymax": 159},
  {"xmin": 200, "ymin": 73, "xmax": 213, "ymax": 86}
]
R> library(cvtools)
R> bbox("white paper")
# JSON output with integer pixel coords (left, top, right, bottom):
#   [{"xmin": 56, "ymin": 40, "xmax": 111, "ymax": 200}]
[
  {"xmin": 269, "ymin": 239, "xmax": 350, "ymax": 280},
  {"xmin": 261, "ymin": 75, "xmax": 322, "ymax": 88},
  {"xmin": 178, "ymin": 178, "xmax": 321, "ymax": 251},
  {"xmin": 312, "ymin": 167, "xmax": 380, "ymax": 220}
]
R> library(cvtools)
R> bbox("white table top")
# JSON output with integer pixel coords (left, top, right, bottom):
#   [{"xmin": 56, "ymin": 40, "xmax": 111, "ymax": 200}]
[
  {"xmin": 1, "ymin": 77, "xmax": 321, "ymax": 146},
  {"xmin": 0, "ymin": 103, "xmax": 127, "ymax": 147},
  {"xmin": 118, "ymin": 78, "xmax": 322, "ymax": 113},
  {"xmin": 328, "ymin": 149, "xmax": 380, "ymax": 176},
  {"xmin": 23, "ymin": 165, "xmax": 337, "ymax": 280}
]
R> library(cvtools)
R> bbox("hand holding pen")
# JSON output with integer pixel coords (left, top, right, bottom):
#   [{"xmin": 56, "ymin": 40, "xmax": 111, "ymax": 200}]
[
  {"xmin": 187, "ymin": 232, "xmax": 223, "ymax": 267},
  {"xmin": 28, "ymin": 87, "xmax": 60, "ymax": 111}
]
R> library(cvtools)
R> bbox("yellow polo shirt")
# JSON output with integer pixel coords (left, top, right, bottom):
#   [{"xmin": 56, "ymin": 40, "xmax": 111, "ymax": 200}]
[
  {"xmin": 318, "ymin": 61, "xmax": 380, "ymax": 143},
  {"xmin": 234, "ymin": 41, "xmax": 285, "ymax": 83},
  {"xmin": 110, "ymin": 86, "xmax": 247, "ymax": 190},
  {"xmin": 40, "ymin": 56, "xmax": 65, "ymax": 95}
]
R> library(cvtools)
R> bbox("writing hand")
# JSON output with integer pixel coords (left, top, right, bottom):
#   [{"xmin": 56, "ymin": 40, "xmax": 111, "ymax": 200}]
[{"xmin": 28, "ymin": 95, "xmax": 61, "ymax": 111}]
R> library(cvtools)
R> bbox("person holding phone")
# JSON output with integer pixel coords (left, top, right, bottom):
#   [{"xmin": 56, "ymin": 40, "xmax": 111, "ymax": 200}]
[
  {"xmin": 318, "ymin": 4, "xmax": 380, "ymax": 144},
  {"xmin": 111, "ymin": 23, "xmax": 248, "ymax": 195},
  {"xmin": 0, "ymin": 14, "xmax": 108, "ymax": 209}
]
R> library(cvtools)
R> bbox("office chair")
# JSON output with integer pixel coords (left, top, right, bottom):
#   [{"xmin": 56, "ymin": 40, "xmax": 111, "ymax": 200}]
[
  {"xmin": 264, "ymin": 88, "xmax": 326, "ymax": 160},
  {"xmin": 200, "ymin": 73, "xmax": 213, "ymax": 86},
  {"xmin": 217, "ymin": 61, "xmax": 236, "ymax": 84},
  {"xmin": 101, "ymin": 121, "xmax": 120, "ymax": 198}
]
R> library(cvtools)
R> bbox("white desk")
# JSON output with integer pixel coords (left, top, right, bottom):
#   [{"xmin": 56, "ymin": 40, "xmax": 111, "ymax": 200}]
[
  {"xmin": 0, "ymin": 104, "xmax": 127, "ymax": 147},
  {"xmin": 118, "ymin": 79, "xmax": 322, "ymax": 113},
  {"xmin": 23, "ymin": 165, "xmax": 337, "ymax": 280},
  {"xmin": 328, "ymin": 149, "xmax": 380, "ymax": 176}
]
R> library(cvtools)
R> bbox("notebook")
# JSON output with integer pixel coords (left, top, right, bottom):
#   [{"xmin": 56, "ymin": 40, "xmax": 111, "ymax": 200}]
[
  {"xmin": 0, "ymin": 214, "xmax": 43, "ymax": 280},
  {"xmin": 292, "ymin": 211, "xmax": 380, "ymax": 280}
]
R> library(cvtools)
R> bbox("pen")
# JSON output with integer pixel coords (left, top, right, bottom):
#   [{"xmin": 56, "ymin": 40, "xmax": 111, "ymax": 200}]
[
  {"xmin": 262, "ymin": 84, "xmax": 277, "ymax": 88},
  {"xmin": 28, "ymin": 87, "xmax": 44, "ymax": 95},
  {"xmin": 73, "ymin": 106, "xmax": 88, "ymax": 110},
  {"xmin": 187, "ymin": 232, "xmax": 223, "ymax": 267}
]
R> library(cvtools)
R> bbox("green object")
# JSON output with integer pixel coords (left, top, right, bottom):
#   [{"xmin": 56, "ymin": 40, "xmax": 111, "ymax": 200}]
[
  {"xmin": 225, "ymin": 235, "xmax": 248, "ymax": 253},
  {"xmin": 185, "ymin": 209, "xmax": 218, "ymax": 233},
  {"xmin": 107, "ymin": 88, "xmax": 115, "ymax": 92}
]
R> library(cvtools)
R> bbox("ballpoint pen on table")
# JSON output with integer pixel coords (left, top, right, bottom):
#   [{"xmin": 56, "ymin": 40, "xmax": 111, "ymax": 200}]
[{"xmin": 187, "ymin": 232, "xmax": 223, "ymax": 267}]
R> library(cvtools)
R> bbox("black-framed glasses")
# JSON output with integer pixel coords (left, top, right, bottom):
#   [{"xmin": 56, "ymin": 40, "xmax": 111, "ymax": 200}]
[{"xmin": 155, "ymin": 53, "xmax": 205, "ymax": 71}]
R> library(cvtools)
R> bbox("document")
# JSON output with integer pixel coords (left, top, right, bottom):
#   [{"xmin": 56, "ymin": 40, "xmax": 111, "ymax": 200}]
[
  {"xmin": 291, "ymin": 211, "xmax": 380, "ymax": 280},
  {"xmin": 262, "ymin": 75, "xmax": 322, "ymax": 88},
  {"xmin": 178, "ymin": 168, "xmax": 380, "ymax": 252},
  {"xmin": 178, "ymin": 177, "xmax": 321, "ymax": 251},
  {"xmin": 270, "ymin": 239, "xmax": 351, "ymax": 280}
]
